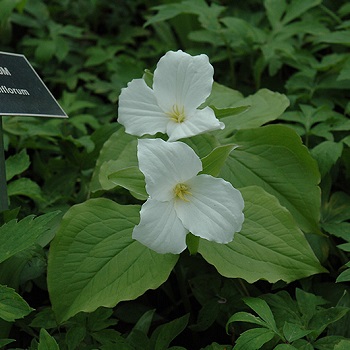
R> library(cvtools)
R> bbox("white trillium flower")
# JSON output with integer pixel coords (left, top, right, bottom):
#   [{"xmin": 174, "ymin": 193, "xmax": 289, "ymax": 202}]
[
  {"xmin": 118, "ymin": 50, "xmax": 224, "ymax": 142},
  {"xmin": 133, "ymin": 138, "xmax": 245, "ymax": 254}
]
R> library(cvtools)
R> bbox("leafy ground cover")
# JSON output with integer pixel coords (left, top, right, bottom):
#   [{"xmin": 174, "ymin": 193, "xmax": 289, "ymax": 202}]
[{"xmin": 1, "ymin": 0, "xmax": 350, "ymax": 349}]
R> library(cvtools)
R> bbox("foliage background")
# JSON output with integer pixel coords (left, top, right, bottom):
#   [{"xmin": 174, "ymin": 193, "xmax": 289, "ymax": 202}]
[{"xmin": 1, "ymin": 0, "xmax": 350, "ymax": 349}]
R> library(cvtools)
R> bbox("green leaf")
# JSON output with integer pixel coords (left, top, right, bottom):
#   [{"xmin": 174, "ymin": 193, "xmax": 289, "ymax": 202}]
[
  {"xmin": 295, "ymin": 288, "xmax": 327, "ymax": 324},
  {"xmin": 220, "ymin": 125, "xmax": 321, "ymax": 233},
  {"xmin": 243, "ymin": 297, "xmax": 278, "ymax": 333},
  {"xmin": 311, "ymin": 141, "xmax": 343, "ymax": 178},
  {"xmin": 150, "ymin": 314, "xmax": 189, "ymax": 350},
  {"xmin": 5, "ymin": 149, "xmax": 30, "ymax": 181},
  {"xmin": 108, "ymin": 166, "xmax": 147, "ymax": 200},
  {"xmin": 0, "ymin": 211, "xmax": 59, "ymax": 264},
  {"xmin": 200, "ymin": 144, "xmax": 238, "ymax": 177},
  {"xmin": 48, "ymin": 199, "xmax": 178, "ymax": 323},
  {"xmin": 309, "ymin": 307, "xmax": 349, "ymax": 340},
  {"xmin": 233, "ymin": 328, "xmax": 275, "ymax": 350},
  {"xmin": 0, "ymin": 284, "xmax": 34, "ymax": 322},
  {"xmin": 336, "ymin": 267, "xmax": 350, "ymax": 283},
  {"xmin": 90, "ymin": 128, "xmax": 136, "ymax": 192},
  {"xmin": 264, "ymin": 0, "xmax": 287, "ymax": 29},
  {"xmin": 226, "ymin": 311, "xmax": 268, "ymax": 332},
  {"xmin": 0, "ymin": 339, "xmax": 15, "ymax": 347},
  {"xmin": 274, "ymin": 345, "xmax": 299, "ymax": 350},
  {"xmin": 7, "ymin": 177, "xmax": 45, "ymax": 202},
  {"xmin": 314, "ymin": 336, "xmax": 350, "ymax": 350},
  {"xmin": 283, "ymin": 322, "xmax": 312, "ymax": 342},
  {"xmin": 216, "ymin": 89, "xmax": 290, "ymax": 138},
  {"xmin": 38, "ymin": 328, "xmax": 59, "ymax": 350},
  {"xmin": 198, "ymin": 186, "xmax": 326, "ymax": 283},
  {"xmin": 282, "ymin": 0, "xmax": 322, "ymax": 25}
]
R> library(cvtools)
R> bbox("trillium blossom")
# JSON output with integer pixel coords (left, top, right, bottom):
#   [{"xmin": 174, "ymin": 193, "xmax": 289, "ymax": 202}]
[
  {"xmin": 133, "ymin": 138, "xmax": 245, "ymax": 254},
  {"xmin": 118, "ymin": 50, "xmax": 224, "ymax": 142}
]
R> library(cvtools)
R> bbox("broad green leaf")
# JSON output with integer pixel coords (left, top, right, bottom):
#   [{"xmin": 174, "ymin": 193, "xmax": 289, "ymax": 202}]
[
  {"xmin": 216, "ymin": 89, "xmax": 290, "ymax": 138},
  {"xmin": 233, "ymin": 328, "xmax": 275, "ymax": 350},
  {"xmin": 38, "ymin": 329, "xmax": 59, "ymax": 350},
  {"xmin": 205, "ymin": 82, "xmax": 244, "ymax": 108},
  {"xmin": 108, "ymin": 166, "xmax": 147, "ymax": 200},
  {"xmin": 5, "ymin": 149, "xmax": 30, "ymax": 181},
  {"xmin": 0, "ymin": 211, "xmax": 59, "ymax": 264},
  {"xmin": 90, "ymin": 128, "xmax": 136, "ymax": 192},
  {"xmin": 0, "ymin": 284, "xmax": 33, "ymax": 322},
  {"xmin": 48, "ymin": 199, "xmax": 178, "ymax": 323},
  {"xmin": 243, "ymin": 297, "xmax": 278, "ymax": 332},
  {"xmin": 150, "ymin": 314, "xmax": 189, "ymax": 350},
  {"xmin": 200, "ymin": 144, "xmax": 238, "ymax": 177},
  {"xmin": 220, "ymin": 125, "xmax": 321, "ymax": 233},
  {"xmin": 199, "ymin": 186, "xmax": 326, "ymax": 284}
]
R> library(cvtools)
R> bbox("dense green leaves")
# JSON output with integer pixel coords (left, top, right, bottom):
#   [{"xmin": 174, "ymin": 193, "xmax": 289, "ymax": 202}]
[{"xmin": 48, "ymin": 199, "xmax": 178, "ymax": 323}]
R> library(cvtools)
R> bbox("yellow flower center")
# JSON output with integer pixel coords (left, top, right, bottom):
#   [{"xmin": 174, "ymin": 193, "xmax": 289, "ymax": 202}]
[
  {"xmin": 168, "ymin": 104, "xmax": 185, "ymax": 123},
  {"xmin": 174, "ymin": 183, "xmax": 191, "ymax": 202}
]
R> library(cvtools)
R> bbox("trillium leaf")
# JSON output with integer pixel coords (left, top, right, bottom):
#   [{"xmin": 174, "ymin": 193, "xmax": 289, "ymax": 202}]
[
  {"xmin": 47, "ymin": 199, "xmax": 178, "ymax": 323},
  {"xmin": 90, "ymin": 128, "xmax": 137, "ymax": 192},
  {"xmin": 200, "ymin": 144, "xmax": 238, "ymax": 177},
  {"xmin": 214, "ymin": 88, "xmax": 290, "ymax": 138},
  {"xmin": 198, "ymin": 186, "xmax": 326, "ymax": 283},
  {"xmin": 108, "ymin": 166, "xmax": 147, "ymax": 200},
  {"xmin": 221, "ymin": 125, "xmax": 321, "ymax": 233},
  {"xmin": 0, "ymin": 285, "xmax": 34, "ymax": 322}
]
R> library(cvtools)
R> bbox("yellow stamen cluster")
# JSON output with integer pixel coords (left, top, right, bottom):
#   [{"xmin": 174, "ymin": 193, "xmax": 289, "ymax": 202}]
[
  {"xmin": 174, "ymin": 183, "xmax": 191, "ymax": 202},
  {"xmin": 168, "ymin": 104, "xmax": 185, "ymax": 123}
]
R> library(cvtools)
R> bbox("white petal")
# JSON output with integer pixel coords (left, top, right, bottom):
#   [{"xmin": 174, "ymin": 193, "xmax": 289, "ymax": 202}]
[
  {"xmin": 132, "ymin": 199, "xmax": 188, "ymax": 254},
  {"xmin": 153, "ymin": 50, "xmax": 214, "ymax": 115},
  {"xmin": 175, "ymin": 174, "xmax": 244, "ymax": 243},
  {"xmin": 137, "ymin": 139, "xmax": 202, "ymax": 201},
  {"xmin": 167, "ymin": 106, "xmax": 225, "ymax": 141},
  {"xmin": 118, "ymin": 79, "xmax": 168, "ymax": 137}
]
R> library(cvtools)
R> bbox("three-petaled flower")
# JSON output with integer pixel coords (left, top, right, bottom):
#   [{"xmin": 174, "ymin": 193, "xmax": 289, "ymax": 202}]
[
  {"xmin": 133, "ymin": 138, "xmax": 245, "ymax": 254},
  {"xmin": 118, "ymin": 50, "xmax": 224, "ymax": 142}
]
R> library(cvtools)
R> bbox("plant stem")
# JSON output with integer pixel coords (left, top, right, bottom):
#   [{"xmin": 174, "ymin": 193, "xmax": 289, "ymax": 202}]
[{"xmin": 0, "ymin": 117, "xmax": 8, "ymax": 212}]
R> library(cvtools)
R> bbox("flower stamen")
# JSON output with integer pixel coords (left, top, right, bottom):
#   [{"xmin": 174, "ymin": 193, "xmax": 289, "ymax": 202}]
[
  {"xmin": 174, "ymin": 183, "xmax": 191, "ymax": 201},
  {"xmin": 168, "ymin": 104, "xmax": 186, "ymax": 123}
]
